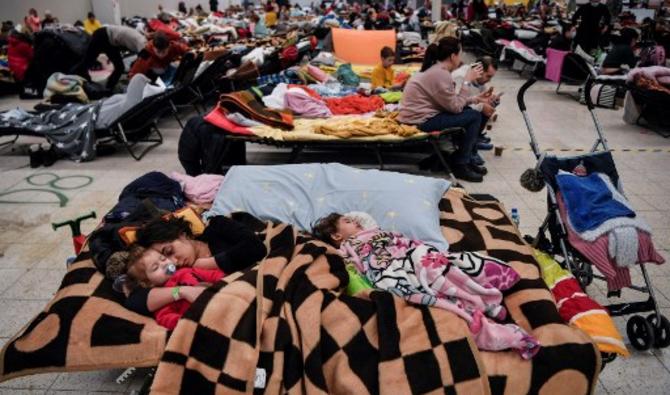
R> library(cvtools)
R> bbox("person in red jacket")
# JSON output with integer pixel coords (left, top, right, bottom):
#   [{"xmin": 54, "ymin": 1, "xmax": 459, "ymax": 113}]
[
  {"xmin": 129, "ymin": 31, "xmax": 189, "ymax": 82},
  {"xmin": 7, "ymin": 31, "xmax": 34, "ymax": 82},
  {"xmin": 126, "ymin": 245, "xmax": 225, "ymax": 330}
]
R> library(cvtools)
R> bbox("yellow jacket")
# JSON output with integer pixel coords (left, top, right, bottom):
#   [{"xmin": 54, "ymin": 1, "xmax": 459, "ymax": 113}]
[
  {"xmin": 84, "ymin": 19, "xmax": 102, "ymax": 35},
  {"xmin": 371, "ymin": 63, "xmax": 394, "ymax": 90}
]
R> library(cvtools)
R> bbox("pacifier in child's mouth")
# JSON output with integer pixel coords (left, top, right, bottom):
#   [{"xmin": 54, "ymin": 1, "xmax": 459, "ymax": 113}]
[{"xmin": 165, "ymin": 263, "xmax": 177, "ymax": 276}]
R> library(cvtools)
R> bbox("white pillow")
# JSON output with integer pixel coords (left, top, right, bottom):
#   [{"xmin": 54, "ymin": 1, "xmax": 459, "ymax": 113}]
[{"xmin": 206, "ymin": 163, "xmax": 451, "ymax": 251}]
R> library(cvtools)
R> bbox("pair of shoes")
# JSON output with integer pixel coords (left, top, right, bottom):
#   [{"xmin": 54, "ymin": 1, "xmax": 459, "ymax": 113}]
[
  {"xmin": 471, "ymin": 153, "xmax": 485, "ymax": 166},
  {"xmin": 451, "ymin": 164, "xmax": 483, "ymax": 182},
  {"xmin": 470, "ymin": 164, "xmax": 488, "ymax": 175},
  {"xmin": 477, "ymin": 142, "xmax": 494, "ymax": 151},
  {"xmin": 28, "ymin": 144, "xmax": 58, "ymax": 168}
]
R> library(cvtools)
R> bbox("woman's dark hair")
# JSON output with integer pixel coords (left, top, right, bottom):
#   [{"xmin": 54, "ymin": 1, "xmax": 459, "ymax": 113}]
[
  {"xmin": 136, "ymin": 216, "xmax": 194, "ymax": 247},
  {"xmin": 620, "ymin": 27, "xmax": 639, "ymax": 44},
  {"xmin": 421, "ymin": 36, "xmax": 461, "ymax": 72},
  {"xmin": 311, "ymin": 213, "xmax": 343, "ymax": 244}
]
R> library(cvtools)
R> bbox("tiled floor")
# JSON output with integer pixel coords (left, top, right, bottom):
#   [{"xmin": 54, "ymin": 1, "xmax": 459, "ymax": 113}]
[{"xmin": 1, "ymin": 68, "xmax": 670, "ymax": 394}]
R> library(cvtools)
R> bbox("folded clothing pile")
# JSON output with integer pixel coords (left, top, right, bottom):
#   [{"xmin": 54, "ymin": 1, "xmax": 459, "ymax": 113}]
[{"xmin": 314, "ymin": 111, "xmax": 420, "ymax": 138}]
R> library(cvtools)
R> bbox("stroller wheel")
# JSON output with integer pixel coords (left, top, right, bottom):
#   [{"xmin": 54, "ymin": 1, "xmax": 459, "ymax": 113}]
[
  {"xmin": 627, "ymin": 315, "xmax": 656, "ymax": 351},
  {"xmin": 573, "ymin": 257, "xmax": 594, "ymax": 288},
  {"xmin": 646, "ymin": 314, "xmax": 670, "ymax": 348}
]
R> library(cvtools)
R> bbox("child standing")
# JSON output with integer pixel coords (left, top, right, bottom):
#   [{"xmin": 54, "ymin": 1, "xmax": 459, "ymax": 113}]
[
  {"xmin": 125, "ymin": 245, "xmax": 225, "ymax": 330},
  {"xmin": 370, "ymin": 46, "xmax": 405, "ymax": 91},
  {"xmin": 313, "ymin": 212, "xmax": 540, "ymax": 359}
]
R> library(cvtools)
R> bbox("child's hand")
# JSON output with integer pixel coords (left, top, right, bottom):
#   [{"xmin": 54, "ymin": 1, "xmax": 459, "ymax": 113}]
[{"xmin": 179, "ymin": 286, "xmax": 206, "ymax": 303}]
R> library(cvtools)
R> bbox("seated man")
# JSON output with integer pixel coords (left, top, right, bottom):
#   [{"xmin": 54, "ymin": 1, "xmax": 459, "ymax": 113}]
[
  {"xmin": 129, "ymin": 31, "xmax": 189, "ymax": 83},
  {"xmin": 601, "ymin": 28, "xmax": 639, "ymax": 75},
  {"xmin": 452, "ymin": 56, "xmax": 500, "ymax": 163}
]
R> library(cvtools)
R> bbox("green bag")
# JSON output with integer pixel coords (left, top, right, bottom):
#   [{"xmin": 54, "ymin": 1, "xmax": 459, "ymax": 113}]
[{"xmin": 336, "ymin": 63, "xmax": 360, "ymax": 87}]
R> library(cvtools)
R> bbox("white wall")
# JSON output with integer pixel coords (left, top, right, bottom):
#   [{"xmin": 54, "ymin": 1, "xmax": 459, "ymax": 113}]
[
  {"xmin": 0, "ymin": 0, "xmax": 316, "ymax": 26},
  {"xmin": 118, "ymin": 0, "xmax": 243, "ymax": 17},
  {"xmin": 0, "ymin": 0, "xmax": 93, "ymax": 25}
]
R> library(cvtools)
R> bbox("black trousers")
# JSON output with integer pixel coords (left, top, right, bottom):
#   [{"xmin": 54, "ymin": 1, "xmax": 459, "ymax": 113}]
[
  {"xmin": 178, "ymin": 116, "xmax": 247, "ymax": 176},
  {"xmin": 72, "ymin": 27, "xmax": 124, "ymax": 89}
]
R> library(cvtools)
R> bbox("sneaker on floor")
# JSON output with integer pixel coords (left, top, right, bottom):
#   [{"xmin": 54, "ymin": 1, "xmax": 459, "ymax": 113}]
[
  {"xmin": 477, "ymin": 142, "xmax": 494, "ymax": 151},
  {"xmin": 451, "ymin": 164, "xmax": 483, "ymax": 182}
]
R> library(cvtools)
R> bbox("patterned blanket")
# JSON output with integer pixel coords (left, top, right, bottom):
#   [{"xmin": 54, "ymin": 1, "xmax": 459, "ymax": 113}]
[
  {"xmin": 340, "ymin": 229, "xmax": 540, "ymax": 359},
  {"xmin": 0, "ymin": 190, "xmax": 601, "ymax": 395}
]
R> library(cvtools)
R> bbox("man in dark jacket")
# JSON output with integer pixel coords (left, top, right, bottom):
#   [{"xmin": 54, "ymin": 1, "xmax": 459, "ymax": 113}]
[{"xmin": 572, "ymin": 0, "xmax": 611, "ymax": 53}]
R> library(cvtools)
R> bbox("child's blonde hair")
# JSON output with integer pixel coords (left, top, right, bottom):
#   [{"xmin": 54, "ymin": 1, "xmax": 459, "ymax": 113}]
[{"xmin": 125, "ymin": 244, "xmax": 153, "ymax": 289}]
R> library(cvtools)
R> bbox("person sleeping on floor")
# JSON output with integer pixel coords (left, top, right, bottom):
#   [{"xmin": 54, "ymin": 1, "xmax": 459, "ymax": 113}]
[
  {"xmin": 312, "ymin": 211, "xmax": 541, "ymax": 359},
  {"xmin": 124, "ymin": 244, "xmax": 226, "ymax": 330},
  {"xmin": 114, "ymin": 215, "xmax": 266, "ymax": 324}
]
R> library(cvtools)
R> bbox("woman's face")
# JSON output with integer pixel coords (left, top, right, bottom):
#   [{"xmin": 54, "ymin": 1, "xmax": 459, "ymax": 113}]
[
  {"xmin": 152, "ymin": 234, "xmax": 197, "ymax": 267},
  {"xmin": 141, "ymin": 249, "xmax": 174, "ymax": 286}
]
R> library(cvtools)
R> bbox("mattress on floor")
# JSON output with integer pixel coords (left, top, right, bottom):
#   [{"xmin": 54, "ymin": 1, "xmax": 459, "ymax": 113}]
[{"xmin": 0, "ymin": 189, "xmax": 600, "ymax": 395}]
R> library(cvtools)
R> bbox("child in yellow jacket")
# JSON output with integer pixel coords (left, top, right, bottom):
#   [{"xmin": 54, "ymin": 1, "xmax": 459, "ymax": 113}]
[{"xmin": 370, "ymin": 46, "xmax": 405, "ymax": 91}]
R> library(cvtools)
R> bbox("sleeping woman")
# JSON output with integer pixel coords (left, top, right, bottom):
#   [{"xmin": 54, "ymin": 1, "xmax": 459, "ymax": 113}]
[
  {"xmin": 312, "ymin": 211, "xmax": 540, "ymax": 359},
  {"xmin": 123, "ymin": 215, "xmax": 266, "ymax": 316}
]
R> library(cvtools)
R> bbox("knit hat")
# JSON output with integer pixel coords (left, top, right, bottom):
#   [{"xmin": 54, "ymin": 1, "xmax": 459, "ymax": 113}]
[{"xmin": 106, "ymin": 250, "xmax": 129, "ymax": 280}]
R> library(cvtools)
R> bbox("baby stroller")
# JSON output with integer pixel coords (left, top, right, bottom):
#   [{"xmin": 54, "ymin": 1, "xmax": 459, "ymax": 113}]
[{"xmin": 517, "ymin": 77, "xmax": 670, "ymax": 352}]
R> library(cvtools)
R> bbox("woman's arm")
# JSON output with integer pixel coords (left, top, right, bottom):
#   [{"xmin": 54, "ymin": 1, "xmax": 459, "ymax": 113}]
[{"xmin": 203, "ymin": 216, "xmax": 267, "ymax": 273}]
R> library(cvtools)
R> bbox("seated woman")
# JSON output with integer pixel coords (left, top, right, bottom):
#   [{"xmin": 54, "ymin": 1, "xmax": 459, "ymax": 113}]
[
  {"xmin": 601, "ymin": 28, "xmax": 639, "ymax": 75},
  {"xmin": 124, "ymin": 215, "xmax": 266, "ymax": 316},
  {"xmin": 312, "ymin": 212, "xmax": 540, "ymax": 359},
  {"xmin": 398, "ymin": 37, "xmax": 493, "ymax": 182}
]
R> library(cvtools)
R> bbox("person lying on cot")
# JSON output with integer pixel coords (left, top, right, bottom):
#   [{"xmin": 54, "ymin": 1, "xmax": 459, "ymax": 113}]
[
  {"xmin": 125, "ymin": 245, "xmax": 226, "ymax": 330},
  {"xmin": 370, "ymin": 46, "xmax": 407, "ymax": 92},
  {"xmin": 121, "ymin": 215, "xmax": 266, "ymax": 319},
  {"xmin": 312, "ymin": 212, "xmax": 540, "ymax": 359}
]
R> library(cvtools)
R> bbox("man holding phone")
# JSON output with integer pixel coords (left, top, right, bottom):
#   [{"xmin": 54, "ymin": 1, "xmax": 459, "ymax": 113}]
[{"xmin": 452, "ymin": 56, "xmax": 500, "ymax": 164}]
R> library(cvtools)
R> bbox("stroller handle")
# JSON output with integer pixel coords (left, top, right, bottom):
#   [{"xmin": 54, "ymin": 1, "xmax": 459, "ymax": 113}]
[
  {"xmin": 584, "ymin": 76, "xmax": 595, "ymax": 111},
  {"xmin": 517, "ymin": 78, "xmax": 537, "ymax": 112}
]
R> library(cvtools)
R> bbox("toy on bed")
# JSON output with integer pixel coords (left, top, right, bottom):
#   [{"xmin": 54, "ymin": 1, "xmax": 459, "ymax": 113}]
[{"xmin": 0, "ymin": 165, "xmax": 601, "ymax": 395}]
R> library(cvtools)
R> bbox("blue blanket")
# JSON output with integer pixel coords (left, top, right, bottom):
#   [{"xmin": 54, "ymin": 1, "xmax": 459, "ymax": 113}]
[{"xmin": 556, "ymin": 171, "xmax": 635, "ymax": 233}]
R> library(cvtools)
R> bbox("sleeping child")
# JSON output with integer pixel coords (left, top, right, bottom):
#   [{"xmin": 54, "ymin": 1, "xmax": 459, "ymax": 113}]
[
  {"xmin": 125, "ymin": 245, "xmax": 225, "ymax": 330},
  {"xmin": 312, "ymin": 212, "xmax": 540, "ymax": 359}
]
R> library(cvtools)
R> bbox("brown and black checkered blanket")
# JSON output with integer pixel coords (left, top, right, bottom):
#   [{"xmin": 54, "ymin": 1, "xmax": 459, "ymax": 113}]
[{"xmin": 0, "ymin": 190, "xmax": 601, "ymax": 394}]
